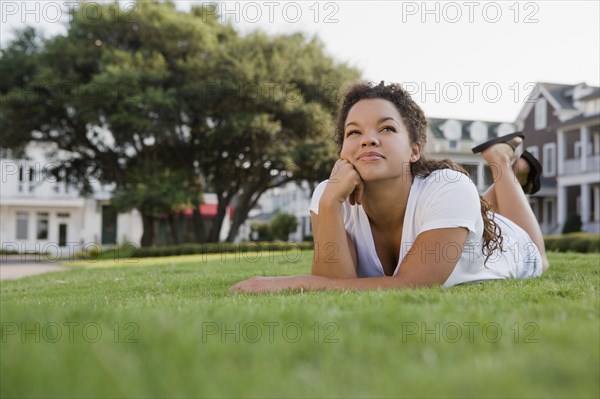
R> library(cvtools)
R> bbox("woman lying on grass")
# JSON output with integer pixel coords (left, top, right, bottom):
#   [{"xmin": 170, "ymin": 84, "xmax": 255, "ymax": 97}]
[{"xmin": 230, "ymin": 82, "xmax": 549, "ymax": 293}]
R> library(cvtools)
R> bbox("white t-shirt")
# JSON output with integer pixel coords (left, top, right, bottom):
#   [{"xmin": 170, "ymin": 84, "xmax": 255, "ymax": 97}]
[{"xmin": 309, "ymin": 169, "xmax": 542, "ymax": 287}]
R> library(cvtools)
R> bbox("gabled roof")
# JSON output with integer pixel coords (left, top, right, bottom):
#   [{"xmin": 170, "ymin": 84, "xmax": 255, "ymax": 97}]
[
  {"xmin": 515, "ymin": 82, "xmax": 600, "ymax": 123},
  {"xmin": 540, "ymin": 82, "xmax": 578, "ymax": 110}
]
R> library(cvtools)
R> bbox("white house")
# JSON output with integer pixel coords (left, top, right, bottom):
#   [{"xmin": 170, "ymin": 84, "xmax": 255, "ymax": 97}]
[
  {"xmin": 0, "ymin": 142, "xmax": 143, "ymax": 257},
  {"xmin": 0, "ymin": 142, "xmax": 234, "ymax": 255}
]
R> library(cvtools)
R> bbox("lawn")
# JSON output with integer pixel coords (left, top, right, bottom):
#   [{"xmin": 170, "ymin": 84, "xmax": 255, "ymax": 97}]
[{"xmin": 1, "ymin": 250, "xmax": 598, "ymax": 398}]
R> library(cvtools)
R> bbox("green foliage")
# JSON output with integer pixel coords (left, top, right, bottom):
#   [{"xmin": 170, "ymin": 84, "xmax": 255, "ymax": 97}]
[
  {"xmin": 562, "ymin": 214, "xmax": 582, "ymax": 234},
  {"xmin": 0, "ymin": 252, "xmax": 598, "ymax": 398},
  {"xmin": 269, "ymin": 212, "xmax": 299, "ymax": 241},
  {"xmin": 544, "ymin": 233, "xmax": 600, "ymax": 253},
  {"xmin": 251, "ymin": 223, "xmax": 274, "ymax": 242}
]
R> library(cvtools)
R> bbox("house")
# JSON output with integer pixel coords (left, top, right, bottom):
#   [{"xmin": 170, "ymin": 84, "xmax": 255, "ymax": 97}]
[
  {"xmin": 515, "ymin": 82, "xmax": 600, "ymax": 234},
  {"xmin": 0, "ymin": 142, "xmax": 141, "ymax": 257},
  {"xmin": 424, "ymin": 118, "xmax": 517, "ymax": 191},
  {"xmin": 0, "ymin": 143, "xmax": 232, "ymax": 255}
]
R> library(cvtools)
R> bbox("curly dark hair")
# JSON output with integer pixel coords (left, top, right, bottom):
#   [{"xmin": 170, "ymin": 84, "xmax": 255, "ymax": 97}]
[{"xmin": 334, "ymin": 81, "xmax": 503, "ymax": 263}]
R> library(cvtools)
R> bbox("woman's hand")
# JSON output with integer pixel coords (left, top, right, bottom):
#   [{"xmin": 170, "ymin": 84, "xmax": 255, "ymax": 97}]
[
  {"xmin": 229, "ymin": 275, "xmax": 330, "ymax": 293},
  {"xmin": 322, "ymin": 159, "xmax": 364, "ymax": 206}
]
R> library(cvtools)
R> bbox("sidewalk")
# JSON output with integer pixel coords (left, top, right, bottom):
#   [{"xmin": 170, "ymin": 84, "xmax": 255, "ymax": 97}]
[{"xmin": 0, "ymin": 255, "xmax": 69, "ymax": 281}]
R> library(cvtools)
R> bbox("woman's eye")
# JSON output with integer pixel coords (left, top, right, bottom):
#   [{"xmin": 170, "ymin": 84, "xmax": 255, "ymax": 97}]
[
  {"xmin": 381, "ymin": 126, "xmax": 396, "ymax": 132},
  {"xmin": 345, "ymin": 130, "xmax": 360, "ymax": 137}
]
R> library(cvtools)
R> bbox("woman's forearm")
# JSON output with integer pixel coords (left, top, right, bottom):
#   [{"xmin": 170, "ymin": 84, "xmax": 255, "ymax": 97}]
[{"xmin": 311, "ymin": 200, "xmax": 357, "ymax": 279}]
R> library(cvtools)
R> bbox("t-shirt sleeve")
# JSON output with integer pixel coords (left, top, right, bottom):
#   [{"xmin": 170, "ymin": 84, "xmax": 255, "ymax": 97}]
[
  {"xmin": 309, "ymin": 180, "xmax": 329, "ymax": 215},
  {"xmin": 308, "ymin": 180, "xmax": 350, "ymax": 223},
  {"xmin": 416, "ymin": 170, "xmax": 481, "ymax": 236}
]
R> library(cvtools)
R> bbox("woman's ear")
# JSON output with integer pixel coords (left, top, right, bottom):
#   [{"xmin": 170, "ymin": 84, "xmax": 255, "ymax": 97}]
[{"xmin": 410, "ymin": 143, "xmax": 422, "ymax": 163}]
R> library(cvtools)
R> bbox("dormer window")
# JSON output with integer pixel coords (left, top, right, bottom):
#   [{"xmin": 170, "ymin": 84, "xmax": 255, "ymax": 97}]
[
  {"xmin": 535, "ymin": 97, "xmax": 547, "ymax": 130},
  {"xmin": 441, "ymin": 119, "xmax": 462, "ymax": 142},
  {"xmin": 585, "ymin": 98, "xmax": 600, "ymax": 116}
]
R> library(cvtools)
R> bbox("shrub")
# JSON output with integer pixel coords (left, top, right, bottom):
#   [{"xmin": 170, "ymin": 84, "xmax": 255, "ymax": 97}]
[
  {"xmin": 270, "ymin": 212, "xmax": 298, "ymax": 241},
  {"xmin": 562, "ymin": 214, "xmax": 582, "ymax": 234}
]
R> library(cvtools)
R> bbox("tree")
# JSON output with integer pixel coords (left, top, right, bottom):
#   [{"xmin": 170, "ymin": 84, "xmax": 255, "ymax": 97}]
[
  {"xmin": 1, "ymin": 1, "xmax": 360, "ymax": 245},
  {"xmin": 1, "ymin": 1, "xmax": 228, "ymax": 245},
  {"xmin": 270, "ymin": 212, "xmax": 299, "ymax": 241}
]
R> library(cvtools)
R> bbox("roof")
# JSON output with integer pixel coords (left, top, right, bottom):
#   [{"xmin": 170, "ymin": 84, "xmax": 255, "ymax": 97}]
[
  {"xmin": 427, "ymin": 118, "xmax": 511, "ymax": 141},
  {"xmin": 538, "ymin": 82, "xmax": 577, "ymax": 110},
  {"xmin": 577, "ymin": 87, "xmax": 600, "ymax": 101},
  {"xmin": 515, "ymin": 82, "xmax": 583, "ymax": 123},
  {"xmin": 556, "ymin": 113, "xmax": 600, "ymax": 129}
]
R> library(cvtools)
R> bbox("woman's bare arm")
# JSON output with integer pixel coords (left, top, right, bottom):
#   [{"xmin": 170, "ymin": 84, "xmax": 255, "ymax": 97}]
[
  {"xmin": 230, "ymin": 227, "xmax": 469, "ymax": 293},
  {"xmin": 310, "ymin": 207, "xmax": 358, "ymax": 278}
]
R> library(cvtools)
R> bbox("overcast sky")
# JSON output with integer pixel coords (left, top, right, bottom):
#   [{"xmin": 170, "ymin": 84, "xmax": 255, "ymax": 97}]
[{"xmin": 1, "ymin": 0, "xmax": 598, "ymax": 122}]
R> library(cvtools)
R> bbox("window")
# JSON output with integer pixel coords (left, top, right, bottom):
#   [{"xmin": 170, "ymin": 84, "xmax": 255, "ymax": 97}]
[
  {"xmin": 18, "ymin": 165, "xmax": 24, "ymax": 193},
  {"xmin": 36, "ymin": 212, "xmax": 49, "ymax": 240},
  {"xmin": 526, "ymin": 146, "xmax": 539, "ymax": 159},
  {"xmin": 57, "ymin": 213, "xmax": 70, "ymax": 218},
  {"xmin": 16, "ymin": 212, "xmax": 29, "ymax": 240},
  {"xmin": 448, "ymin": 140, "xmax": 458, "ymax": 150},
  {"xmin": 528, "ymin": 199, "xmax": 540, "ymax": 221},
  {"xmin": 543, "ymin": 143, "xmax": 556, "ymax": 177},
  {"xmin": 574, "ymin": 141, "xmax": 581, "ymax": 158},
  {"xmin": 544, "ymin": 199, "xmax": 555, "ymax": 226},
  {"xmin": 483, "ymin": 165, "xmax": 494, "ymax": 186},
  {"xmin": 535, "ymin": 97, "xmax": 547, "ymax": 130}
]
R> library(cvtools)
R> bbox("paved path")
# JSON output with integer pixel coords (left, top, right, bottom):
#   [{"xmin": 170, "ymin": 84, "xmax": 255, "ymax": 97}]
[{"xmin": 0, "ymin": 256, "xmax": 69, "ymax": 281}]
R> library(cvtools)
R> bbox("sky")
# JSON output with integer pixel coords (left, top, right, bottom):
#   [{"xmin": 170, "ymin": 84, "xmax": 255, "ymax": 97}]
[{"xmin": 1, "ymin": 0, "xmax": 599, "ymax": 122}]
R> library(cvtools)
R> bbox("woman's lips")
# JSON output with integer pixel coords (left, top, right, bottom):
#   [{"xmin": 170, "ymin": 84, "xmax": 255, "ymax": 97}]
[{"xmin": 358, "ymin": 152, "xmax": 384, "ymax": 161}]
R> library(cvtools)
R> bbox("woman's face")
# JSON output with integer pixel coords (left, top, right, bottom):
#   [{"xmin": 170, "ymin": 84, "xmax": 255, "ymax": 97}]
[{"xmin": 340, "ymin": 98, "xmax": 421, "ymax": 182}]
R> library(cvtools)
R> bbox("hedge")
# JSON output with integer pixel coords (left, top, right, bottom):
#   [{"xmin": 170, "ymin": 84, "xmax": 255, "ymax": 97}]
[
  {"xmin": 544, "ymin": 233, "xmax": 600, "ymax": 253},
  {"xmin": 76, "ymin": 233, "xmax": 599, "ymax": 261},
  {"xmin": 79, "ymin": 241, "xmax": 315, "ymax": 261}
]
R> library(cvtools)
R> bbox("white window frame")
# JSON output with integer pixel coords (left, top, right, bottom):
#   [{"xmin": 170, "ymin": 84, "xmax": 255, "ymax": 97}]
[
  {"xmin": 16, "ymin": 211, "xmax": 29, "ymax": 240},
  {"xmin": 543, "ymin": 143, "xmax": 556, "ymax": 177},
  {"xmin": 526, "ymin": 145, "xmax": 539, "ymax": 159},
  {"xmin": 528, "ymin": 198, "xmax": 539, "ymax": 221},
  {"xmin": 36, "ymin": 212, "xmax": 49, "ymax": 240},
  {"xmin": 574, "ymin": 141, "xmax": 582, "ymax": 158},
  {"xmin": 535, "ymin": 97, "xmax": 547, "ymax": 130},
  {"xmin": 543, "ymin": 198, "xmax": 555, "ymax": 227}
]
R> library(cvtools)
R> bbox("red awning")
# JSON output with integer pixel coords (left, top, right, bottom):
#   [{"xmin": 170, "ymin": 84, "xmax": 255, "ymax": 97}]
[
  {"xmin": 181, "ymin": 204, "xmax": 233, "ymax": 218},
  {"xmin": 158, "ymin": 204, "xmax": 234, "ymax": 219}
]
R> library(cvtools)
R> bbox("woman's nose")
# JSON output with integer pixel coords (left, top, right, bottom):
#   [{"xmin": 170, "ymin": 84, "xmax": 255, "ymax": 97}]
[{"xmin": 360, "ymin": 133, "xmax": 379, "ymax": 147}]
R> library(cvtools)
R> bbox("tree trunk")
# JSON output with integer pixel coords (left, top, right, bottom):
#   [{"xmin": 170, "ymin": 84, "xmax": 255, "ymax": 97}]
[
  {"xmin": 167, "ymin": 212, "xmax": 179, "ymax": 245},
  {"xmin": 226, "ymin": 177, "xmax": 293, "ymax": 242},
  {"xmin": 140, "ymin": 213, "xmax": 156, "ymax": 247},
  {"xmin": 208, "ymin": 198, "xmax": 229, "ymax": 243},
  {"xmin": 191, "ymin": 200, "xmax": 206, "ymax": 243},
  {"xmin": 226, "ymin": 188, "xmax": 266, "ymax": 242}
]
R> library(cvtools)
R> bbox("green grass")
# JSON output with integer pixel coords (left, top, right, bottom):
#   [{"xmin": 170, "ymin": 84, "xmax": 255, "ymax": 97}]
[{"xmin": 1, "ymin": 251, "xmax": 598, "ymax": 398}]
